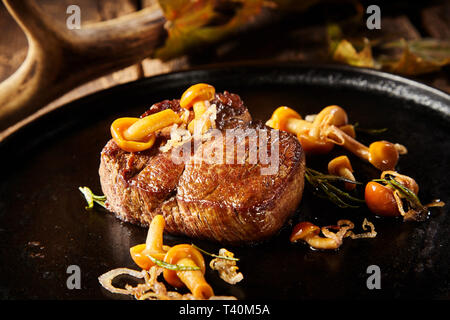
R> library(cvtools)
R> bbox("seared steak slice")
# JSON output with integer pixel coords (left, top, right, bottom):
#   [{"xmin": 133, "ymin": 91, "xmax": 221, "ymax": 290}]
[
  {"xmin": 175, "ymin": 122, "xmax": 305, "ymax": 243},
  {"xmin": 99, "ymin": 92, "xmax": 305, "ymax": 244}
]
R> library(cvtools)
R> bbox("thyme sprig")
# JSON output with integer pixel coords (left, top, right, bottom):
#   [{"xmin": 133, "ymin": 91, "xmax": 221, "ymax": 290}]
[
  {"xmin": 192, "ymin": 244, "xmax": 239, "ymax": 261},
  {"xmin": 79, "ymin": 186, "xmax": 107, "ymax": 209},
  {"xmin": 146, "ymin": 254, "xmax": 200, "ymax": 271},
  {"xmin": 305, "ymin": 167, "xmax": 365, "ymax": 209}
]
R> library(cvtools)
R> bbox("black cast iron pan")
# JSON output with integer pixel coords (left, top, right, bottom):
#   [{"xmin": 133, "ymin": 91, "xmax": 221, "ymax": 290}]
[{"xmin": 0, "ymin": 64, "xmax": 449, "ymax": 300}]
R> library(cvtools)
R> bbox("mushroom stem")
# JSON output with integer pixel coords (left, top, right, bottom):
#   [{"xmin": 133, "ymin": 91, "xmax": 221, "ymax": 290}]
[
  {"xmin": 290, "ymin": 222, "xmax": 343, "ymax": 250},
  {"xmin": 285, "ymin": 118, "xmax": 311, "ymax": 134},
  {"xmin": 188, "ymin": 100, "xmax": 212, "ymax": 134},
  {"xmin": 123, "ymin": 109, "xmax": 180, "ymax": 141},
  {"xmin": 266, "ymin": 117, "xmax": 311, "ymax": 133},
  {"xmin": 309, "ymin": 105, "xmax": 348, "ymax": 139},
  {"xmin": 176, "ymin": 258, "xmax": 214, "ymax": 300},
  {"xmin": 326, "ymin": 125, "xmax": 369, "ymax": 159},
  {"xmin": 328, "ymin": 155, "xmax": 356, "ymax": 191},
  {"xmin": 179, "ymin": 83, "xmax": 216, "ymax": 134},
  {"xmin": 163, "ymin": 244, "xmax": 212, "ymax": 299},
  {"xmin": 145, "ymin": 215, "xmax": 166, "ymax": 254},
  {"xmin": 325, "ymin": 126, "xmax": 399, "ymax": 171},
  {"xmin": 304, "ymin": 233, "xmax": 341, "ymax": 250},
  {"xmin": 129, "ymin": 215, "xmax": 169, "ymax": 270}
]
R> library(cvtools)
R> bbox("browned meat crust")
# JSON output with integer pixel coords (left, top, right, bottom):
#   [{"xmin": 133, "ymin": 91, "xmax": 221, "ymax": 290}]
[{"xmin": 99, "ymin": 92, "xmax": 305, "ymax": 244}]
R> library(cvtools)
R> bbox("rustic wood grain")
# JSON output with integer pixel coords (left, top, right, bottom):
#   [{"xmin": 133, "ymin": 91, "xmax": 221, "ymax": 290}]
[
  {"xmin": 0, "ymin": 4, "xmax": 27, "ymax": 83},
  {"xmin": 40, "ymin": 0, "xmax": 144, "ymax": 110},
  {"xmin": 0, "ymin": 0, "xmax": 165, "ymax": 139},
  {"xmin": 422, "ymin": 4, "xmax": 450, "ymax": 40}
]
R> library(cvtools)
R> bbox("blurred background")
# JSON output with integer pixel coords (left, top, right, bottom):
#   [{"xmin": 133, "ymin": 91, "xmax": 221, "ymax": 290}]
[{"xmin": 0, "ymin": 0, "xmax": 448, "ymax": 136}]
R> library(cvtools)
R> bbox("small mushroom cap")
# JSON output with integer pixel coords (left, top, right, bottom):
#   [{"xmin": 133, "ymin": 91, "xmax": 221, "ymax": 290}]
[
  {"xmin": 180, "ymin": 83, "xmax": 215, "ymax": 109},
  {"xmin": 313, "ymin": 105, "xmax": 349, "ymax": 128},
  {"xmin": 111, "ymin": 117, "xmax": 156, "ymax": 152},
  {"xmin": 368, "ymin": 141, "xmax": 399, "ymax": 171},
  {"xmin": 129, "ymin": 243, "xmax": 167, "ymax": 270},
  {"xmin": 290, "ymin": 222, "xmax": 320, "ymax": 242},
  {"xmin": 163, "ymin": 244, "xmax": 206, "ymax": 288},
  {"xmin": 365, "ymin": 181, "xmax": 400, "ymax": 217},
  {"xmin": 267, "ymin": 106, "xmax": 302, "ymax": 131},
  {"xmin": 328, "ymin": 155, "xmax": 353, "ymax": 176}
]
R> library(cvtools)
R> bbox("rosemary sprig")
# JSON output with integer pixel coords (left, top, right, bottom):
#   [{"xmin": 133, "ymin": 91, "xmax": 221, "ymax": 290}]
[
  {"xmin": 372, "ymin": 176, "xmax": 422, "ymax": 208},
  {"xmin": 372, "ymin": 175, "xmax": 431, "ymax": 221},
  {"xmin": 191, "ymin": 244, "xmax": 240, "ymax": 261},
  {"xmin": 79, "ymin": 186, "xmax": 107, "ymax": 209},
  {"xmin": 305, "ymin": 167, "xmax": 365, "ymax": 209},
  {"xmin": 146, "ymin": 254, "xmax": 200, "ymax": 271}
]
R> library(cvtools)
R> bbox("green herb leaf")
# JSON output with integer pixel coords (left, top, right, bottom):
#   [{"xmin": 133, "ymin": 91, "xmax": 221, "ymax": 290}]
[
  {"xmin": 372, "ymin": 177, "xmax": 422, "ymax": 208},
  {"xmin": 146, "ymin": 254, "xmax": 200, "ymax": 271},
  {"xmin": 191, "ymin": 244, "xmax": 239, "ymax": 261},
  {"xmin": 305, "ymin": 167, "xmax": 365, "ymax": 209},
  {"xmin": 79, "ymin": 186, "xmax": 106, "ymax": 209}
]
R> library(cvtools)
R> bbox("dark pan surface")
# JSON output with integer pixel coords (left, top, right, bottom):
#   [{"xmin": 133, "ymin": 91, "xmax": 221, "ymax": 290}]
[{"xmin": 0, "ymin": 64, "xmax": 449, "ymax": 300}]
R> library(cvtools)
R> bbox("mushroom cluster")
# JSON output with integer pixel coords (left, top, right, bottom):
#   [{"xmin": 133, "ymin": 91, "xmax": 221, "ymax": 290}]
[
  {"xmin": 266, "ymin": 105, "xmax": 405, "ymax": 170},
  {"xmin": 129, "ymin": 215, "xmax": 214, "ymax": 300},
  {"xmin": 266, "ymin": 104, "xmax": 444, "ymax": 250},
  {"xmin": 110, "ymin": 83, "xmax": 217, "ymax": 152}
]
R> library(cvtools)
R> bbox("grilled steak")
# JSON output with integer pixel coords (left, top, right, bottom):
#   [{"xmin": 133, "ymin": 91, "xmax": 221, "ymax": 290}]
[{"xmin": 99, "ymin": 91, "xmax": 305, "ymax": 244}]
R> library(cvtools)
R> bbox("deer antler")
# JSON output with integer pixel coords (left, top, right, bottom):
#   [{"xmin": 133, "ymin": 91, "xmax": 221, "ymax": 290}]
[{"xmin": 0, "ymin": 0, "xmax": 166, "ymax": 132}]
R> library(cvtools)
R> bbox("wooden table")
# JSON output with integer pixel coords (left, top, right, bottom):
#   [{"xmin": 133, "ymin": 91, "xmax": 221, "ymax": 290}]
[{"xmin": 0, "ymin": 0, "xmax": 448, "ymax": 139}]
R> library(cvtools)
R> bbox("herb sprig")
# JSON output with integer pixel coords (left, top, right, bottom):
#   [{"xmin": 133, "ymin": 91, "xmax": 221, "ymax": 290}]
[
  {"xmin": 192, "ymin": 244, "xmax": 239, "ymax": 261},
  {"xmin": 146, "ymin": 254, "xmax": 200, "ymax": 271},
  {"xmin": 372, "ymin": 176, "xmax": 422, "ymax": 208},
  {"xmin": 305, "ymin": 168, "xmax": 365, "ymax": 209},
  {"xmin": 372, "ymin": 174, "xmax": 430, "ymax": 221},
  {"xmin": 79, "ymin": 186, "xmax": 107, "ymax": 209}
]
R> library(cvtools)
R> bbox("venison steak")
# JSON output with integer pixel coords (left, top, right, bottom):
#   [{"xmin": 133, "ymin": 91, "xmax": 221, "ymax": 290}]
[{"xmin": 99, "ymin": 92, "xmax": 305, "ymax": 244}]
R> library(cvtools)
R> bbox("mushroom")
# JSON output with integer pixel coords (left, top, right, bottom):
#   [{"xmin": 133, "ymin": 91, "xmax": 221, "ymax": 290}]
[
  {"xmin": 309, "ymin": 105, "xmax": 349, "ymax": 139},
  {"xmin": 265, "ymin": 106, "xmax": 310, "ymax": 133},
  {"xmin": 328, "ymin": 155, "xmax": 356, "ymax": 190},
  {"xmin": 111, "ymin": 109, "xmax": 181, "ymax": 152},
  {"xmin": 289, "ymin": 221, "xmax": 354, "ymax": 250},
  {"xmin": 111, "ymin": 117, "xmax": 157, "ymax": 153},
  {"xmin": 365, "ymin": 181, "xmax": 400, "ymax": 217},
  {"xmin": 325, "ymin": 126, "xmax": 401, "ymax": 171},
  {"xmin": 365, "ymin": 171, "xmax": 422, "ymax": 219},
  {"xmin": 179, "ymin": 83, "xmax": 216, "ymax": 134},
  {"xmin": 266, "ymin": 105, "xmax": 405, "ymax": 170},
  {"xmin": 130, "ymin": 215, "xmax": 170, "ymax": 270},
  {"xmin": 163, "ymin": 244, "xmax": 214, "ymax": 300},
  {"xmin": 122, "ymin": 109, "xmax": 181, "ymax": 141},
  {"xmin": 266, "ymin": 106, "xmax": 334, "ymax": 154}
]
